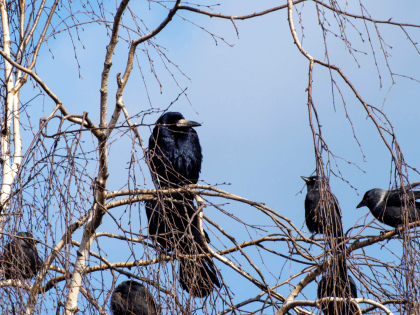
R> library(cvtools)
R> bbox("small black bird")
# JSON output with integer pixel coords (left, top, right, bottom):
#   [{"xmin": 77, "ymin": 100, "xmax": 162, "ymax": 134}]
[
  {"xmin": 146, "ymin": 112, "xmax": 220, "ymax": 297},
  {"xmin": 1, "ymin": 232, "xmax": 42, "ymax": 280},
  {"xmin": 148, "ymin": 111, "xmax": 202, "ymax": 188},
  {"xmin": 302, "ymin": 176, "xmax": 344, "ymax": 238},
  {"xmin": 111, "ymin": 280, "xmax": 158, "ymax": 315},
  {"xmin": 357, "ymin": 184, "xmax": 420, "ymax": 228},
  {"xmin": 317, "ymin": 265, "xmax": 358, "ymax": 315}
]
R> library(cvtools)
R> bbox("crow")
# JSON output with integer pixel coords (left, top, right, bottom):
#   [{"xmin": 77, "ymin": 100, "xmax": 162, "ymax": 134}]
[
  {"xmin": 148, "ymin": 111, "xmax": 202, "ymax": 188},
  {"xmin": 1, "ymin": 232, "xmax": 42, "ymax": 280},
  {"xmin": 302, "ymin": 176, "xmax": 344, "ymax": 238},
  {"xmin": 146, "ymin": 112, "xmax": 220, "ymax": 297},
  {"xmin": 111, "ymin": 280, "xmax": 158, "ymax": 315},
  {"xmin": 317, "ymin": 264, "xmax": 358, "ymax": 315},
  {"xmin": 357, "ymin": 183, "xmax": 420, "ymax": 228}
]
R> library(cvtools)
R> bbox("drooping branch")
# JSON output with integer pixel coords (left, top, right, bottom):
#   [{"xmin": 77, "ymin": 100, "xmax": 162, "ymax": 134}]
[{"xmin": 286, "ymin": 0, "xmax": 408, "ymax": 184}]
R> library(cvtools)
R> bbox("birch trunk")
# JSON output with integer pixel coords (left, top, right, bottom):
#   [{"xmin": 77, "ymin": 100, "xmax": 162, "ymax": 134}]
[{"xmin": 0, "ymin": 2, "xmax": 16, "ymax": 231}]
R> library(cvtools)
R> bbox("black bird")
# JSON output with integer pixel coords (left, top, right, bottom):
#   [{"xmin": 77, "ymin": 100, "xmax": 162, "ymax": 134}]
[
  {"xmin": 146, "ymin": 112, "xmax": 220, "ymax": 297},
  {"xmin": 317, "ymin": 265, "xmax": 358, "ymax": 315},
  {"xmin": 1, "ymin": 232, "xmax": 42, "ymax": 280},
  {"xmin": 302, "ymin": 176, "xmax": 344, "ymax": 238},
  {"xmin": 146, "ymin": 112, "xmax": 203, "ymax": 250},
  {"xmin": 111, "ymin": 280, "xmax": 158, "ymax": 315},
  {"xmin": 148, "ymin": 111, "xmax": 202, "ymax": 188},
  {"xmin": 145, "ymin": 198, "xmax": 220, "ymax": 297},
  {"xmin": 357, "ymin": 183, "xmax": 420, "ymax": 228}
]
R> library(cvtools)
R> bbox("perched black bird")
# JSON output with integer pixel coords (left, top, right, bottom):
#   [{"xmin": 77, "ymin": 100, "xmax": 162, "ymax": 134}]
[
  {"xmin": 302, "ymin": 176, "xmax": 344, "ymax": 238},
  {"xmin": 146, "ymin": 112, "xmax": 220, "ymax": 297},
  {"xmin": 148, "ymin": 111, "xmax": 202, "ymax": 188},
  {"xmin": 111, "ymin": 280, "xmax": 158, "ymax": 315},
  {"xmin": 146, "ymin": 112, "xmax": 203, "ymax": 250},
  {"xmin": 1, "ymin": 232, "xmax": 42, "ymax": 280},
  {"xmin": 357, "ymin": 184, "xmax": 420, "ymax": 228},
  {"xmin": 317, "ymin": 265, "xmax": 358, "ymax": 315}
]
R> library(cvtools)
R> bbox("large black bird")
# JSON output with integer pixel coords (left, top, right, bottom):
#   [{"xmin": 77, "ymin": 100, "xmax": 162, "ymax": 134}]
[
  {"xmin": 357, "ymin": 184, "xmax": 420, "ymax": 228},
  {"xmin": 146, "ymin": 112, "xmax": 220, "ymax": 297},
  {"xmin": 111, "ymin": 280, "xmax": 158, "ymax": 315},
  {"xmin": 317, "ymin": 265, "xmax": 358, "ymax": 315},
  {"xmin": 1, "ymin": 232, "xmax": 42, "ymax": 280},
  {"xmin": 148, "ymin": 111, "xmax": 202, "ymax": 188},
  {"xmin": 302, "ymin": 176, "xmax": 344, "ymax": 238}
]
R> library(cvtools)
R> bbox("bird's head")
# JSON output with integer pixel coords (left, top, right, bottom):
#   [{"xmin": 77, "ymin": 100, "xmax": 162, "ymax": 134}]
[
  {"xmin": 301, "ymin": 175, "xmax": 321, "ymax": 191},
  {"xmin": 16, "ymin": 231, "xmax": 33, "ymax": 238},
  {"xmin": 114, "ymin": 280, "xmax": 144, "ymax": 293},
  {"xmin": 356, "ymin": 188, "xmax": 385, "ymax": 210},
  {"xmin": 16, "ymin": 231, "xmax": 40, "ymax": 244},
  {"xmin": 156, "ymin": 112, "xmax": 201, "ymax": 132}
]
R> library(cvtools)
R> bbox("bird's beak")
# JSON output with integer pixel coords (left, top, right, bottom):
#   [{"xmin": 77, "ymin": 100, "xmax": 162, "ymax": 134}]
[
  {"xmin": 176, "ymin": 119, "xmax": 201, "ymax": 128},
  {"xmin": 356, "ymin": 200, "xmax": 366, "ymax": 209},
  {"xmin": 301, "ymin": 176, "xmax": 311, "ymax": 183}
]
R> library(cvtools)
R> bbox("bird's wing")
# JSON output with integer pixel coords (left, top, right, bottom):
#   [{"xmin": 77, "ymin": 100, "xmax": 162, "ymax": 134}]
[
  {"xmin": 403, "ymin": 181, "xmax": 420, "ymax": 191},
  {"xmin": 147, "ymin": 134, "xmax": 160, "ymax": 184},
  {"xmin": 332, "ymin": 193, "xmax": 343, "ymax": 218},
  {"xmin": 387, "ymin": 188, "xmax": 420, "ymax": 206}
]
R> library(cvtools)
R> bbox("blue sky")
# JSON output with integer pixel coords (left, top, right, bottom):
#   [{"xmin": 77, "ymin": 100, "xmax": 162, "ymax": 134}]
[{"xmin": 13, "ymin": 0, "xmax": 420, "ymax": 313}]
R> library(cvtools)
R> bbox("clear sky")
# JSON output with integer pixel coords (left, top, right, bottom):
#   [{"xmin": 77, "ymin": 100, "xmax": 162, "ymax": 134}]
[{"xmin": 15, "ymin": 0, "xmax": 420, "ymax": 313}]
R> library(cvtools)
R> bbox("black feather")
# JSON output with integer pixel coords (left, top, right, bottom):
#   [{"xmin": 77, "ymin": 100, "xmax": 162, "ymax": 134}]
[
  {"xmin": 1, "ymin": 232, "xmax": 42, "ymax": 280},
  {"xmin": 111, "ymin": 280, "xmax": 158, "ymax": 315},
  {"xmin": 317, "ymin": 264, "xmax": 358, "ymax": 315},
  {"xmin": 302, "ymin": 176, "xmax": 344, "ymax": 238}
]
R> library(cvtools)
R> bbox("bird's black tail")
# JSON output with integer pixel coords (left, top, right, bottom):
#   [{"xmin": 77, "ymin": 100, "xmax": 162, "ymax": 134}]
[
  {"xmin": 318, "ymin": 263, "xmax": 358, "ymax": 315},
  {"xmin": 179, "ymin": 255, "xmax": 221, "ymax": 297}
]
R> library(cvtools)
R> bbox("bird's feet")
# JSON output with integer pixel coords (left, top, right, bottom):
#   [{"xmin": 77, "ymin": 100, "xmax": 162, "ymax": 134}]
[{"xmin": 309, "ymin": 233, "xmax": 317, "ymax": 241}]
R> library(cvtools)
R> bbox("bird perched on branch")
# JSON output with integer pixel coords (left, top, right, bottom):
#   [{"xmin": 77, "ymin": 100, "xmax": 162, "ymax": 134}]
[
  {"xmin": 317, "ymin": 264, "xmax": 358, "ymax": 315},
  {"xmin": 302, "ymin": 176, "xmax": 344, "ymax": 238},
  {"xmin": 357, "ymin": 182, "xmax": 420, "ymax": 228},
  {"xmin": 148, "ymin": 111, "xmax": 202, "ymax": 188},
  {"xmin": 111, "ymin": 280, "xmax": 158, "ymax": 315},
  {"xmin": 1, "ymin": 232, "xmax": 42, "ymax": 280},
  {"xmin": 146, "ymin": 112, "xmax": 220, "ymax": 297}
]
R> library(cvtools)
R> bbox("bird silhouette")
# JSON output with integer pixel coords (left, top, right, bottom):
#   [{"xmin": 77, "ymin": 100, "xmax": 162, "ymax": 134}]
[
  {"xmin": 302, "ymin": 176, "xmax": 344, "ymax": 238},
  {"xmin": 146, "ymin": 112, "xmax": 220, "ymax": 297},
  {"xmin": 1, "ymin": 232, "xmax": 42, "ymax": 280},
  {"xmin": 357, "ymin": 183, "xmax": 420, "ymax": 228},
  {"xmin": 111, "ymin": 280, "xmax": 158, "ymax": 315}
]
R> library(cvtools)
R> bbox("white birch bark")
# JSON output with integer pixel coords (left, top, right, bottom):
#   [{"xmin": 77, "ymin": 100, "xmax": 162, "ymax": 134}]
[{"xmin": 0, "ymin": 2, "xmax": 16, "ymax": 230}]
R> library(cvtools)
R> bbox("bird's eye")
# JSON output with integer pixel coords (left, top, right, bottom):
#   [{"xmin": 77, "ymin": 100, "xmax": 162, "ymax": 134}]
[{"xmin": 171, "ymin": 134, "xmax": 175, "ymax": 138}]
